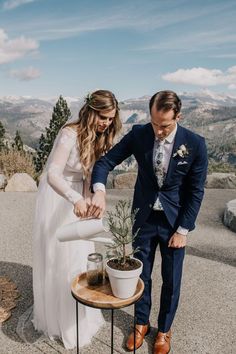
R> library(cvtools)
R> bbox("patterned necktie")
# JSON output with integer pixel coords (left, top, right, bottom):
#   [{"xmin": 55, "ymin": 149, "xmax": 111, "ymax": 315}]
[{"xmin": 154, "ymin": 140, "xmax": 166, "ymax": 188}]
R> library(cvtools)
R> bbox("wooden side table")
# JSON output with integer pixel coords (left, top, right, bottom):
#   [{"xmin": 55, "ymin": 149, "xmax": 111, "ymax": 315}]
[{"xmin": 71, "ymin": 272, "xmax": 144, "ymax": 354}]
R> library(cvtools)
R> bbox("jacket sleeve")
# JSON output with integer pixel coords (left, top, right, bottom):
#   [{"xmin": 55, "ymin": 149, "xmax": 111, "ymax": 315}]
[
  {"xmin": 177, "ymin": 137, "xmax": 208, "ymax": 230},
  {"xmin": 91, "ymin": 128, "xmax": 134, "ymax": 188}
]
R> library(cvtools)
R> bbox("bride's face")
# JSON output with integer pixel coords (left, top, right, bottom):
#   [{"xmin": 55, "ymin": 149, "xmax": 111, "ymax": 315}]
[{"xmin": 96, "ymin": 108, "xmax": 116, "ymax": 133}]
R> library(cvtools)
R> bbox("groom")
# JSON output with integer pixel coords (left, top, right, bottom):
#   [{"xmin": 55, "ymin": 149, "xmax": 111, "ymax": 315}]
[{"xmin": 90, "ymin": 90, "xmax": 208, "ymax": 353}]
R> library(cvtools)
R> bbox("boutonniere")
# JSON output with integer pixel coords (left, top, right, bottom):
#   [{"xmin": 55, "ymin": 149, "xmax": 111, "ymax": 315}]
[{"xmin": 173, "ymin": 144, "xmax": 189, "ymax": 158}]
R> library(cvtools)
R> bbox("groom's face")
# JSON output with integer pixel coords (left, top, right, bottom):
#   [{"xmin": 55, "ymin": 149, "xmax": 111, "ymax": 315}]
[{"xmin": 151, "ymin": 106, "xmax": 180, "ymax": 141}]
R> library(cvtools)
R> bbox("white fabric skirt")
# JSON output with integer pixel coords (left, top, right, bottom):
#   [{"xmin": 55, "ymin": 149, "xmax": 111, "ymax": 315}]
[{"xmin": 32, "ymin": 177, "xmax": 105, "ymax": 349}]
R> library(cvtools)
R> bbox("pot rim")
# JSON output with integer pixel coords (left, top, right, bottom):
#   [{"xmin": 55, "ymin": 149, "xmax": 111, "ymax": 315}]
[{"xmin": 105, "ymin": 257, "xmax": 143, "ymax": 272}]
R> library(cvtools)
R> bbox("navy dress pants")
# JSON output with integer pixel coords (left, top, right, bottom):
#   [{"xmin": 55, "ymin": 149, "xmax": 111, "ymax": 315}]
[{"xmin": 133, "ymin": 210, "xmax": 185, "ymax": 332}]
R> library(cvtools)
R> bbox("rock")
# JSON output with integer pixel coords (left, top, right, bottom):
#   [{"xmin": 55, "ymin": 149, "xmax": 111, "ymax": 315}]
[
  {"xmin": 0, "ymin": 174, "xmax": 7, "ymax": 190},
  {"xmin": 5, "ymin": 173, "xmax": 37, "ymax": 192},
  {"xmin": 114, "ymin": 172, "xmax": 137, "ymax": 189},
  {"xmin": 206, "ymin": 173, "xmax": 236, "ymax": 189},
  {"xmin": 106, "ymin": 174, "xmax": 114, "ymax": 189},
  {"xmin": 223, "ymin": 199, "xmax": 236, "ymax": 233}
]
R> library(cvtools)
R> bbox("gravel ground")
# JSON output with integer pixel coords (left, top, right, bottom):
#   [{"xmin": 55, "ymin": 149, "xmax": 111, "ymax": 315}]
[{"xmin": 0, "ymin": 189, "xmax": 236, "ymax": 354}]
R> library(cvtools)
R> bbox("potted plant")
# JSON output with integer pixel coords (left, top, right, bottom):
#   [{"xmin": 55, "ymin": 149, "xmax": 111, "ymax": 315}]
[{"xmin": 105, "ymin": 199, "xmax": 143, "ymax": 299}]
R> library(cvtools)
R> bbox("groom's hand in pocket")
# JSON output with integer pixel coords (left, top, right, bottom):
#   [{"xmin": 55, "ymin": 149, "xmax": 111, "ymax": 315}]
[{"xmin": 88, "ymin": 190, "xmax": 106, "ymax": 218}]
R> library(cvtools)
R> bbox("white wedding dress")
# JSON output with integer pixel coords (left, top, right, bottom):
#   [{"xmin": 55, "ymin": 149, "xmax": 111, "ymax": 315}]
[{"xmin": 32, "ymin": 127, "xmax": 105, "ymax": 349}]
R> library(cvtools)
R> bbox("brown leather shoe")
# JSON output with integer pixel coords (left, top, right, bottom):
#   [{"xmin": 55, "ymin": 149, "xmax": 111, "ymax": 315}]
[
  {"xmin": 126, "ymin": 323, "xmax": 150, "ymax": 351},
  {"xmin": 153, "ymin": 330, "xmax": 171, "ymax": 354}
]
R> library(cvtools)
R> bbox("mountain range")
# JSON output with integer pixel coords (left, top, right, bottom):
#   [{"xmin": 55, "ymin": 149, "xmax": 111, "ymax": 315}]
[{"xmin": 0, "ymin": 91, "xmax": 236, "ymax": 169}]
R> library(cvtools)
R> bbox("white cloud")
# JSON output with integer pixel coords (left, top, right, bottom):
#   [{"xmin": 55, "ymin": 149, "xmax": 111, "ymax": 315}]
[
  {"xmin": 9, "ymin": 66, "xmax": 40, "ymax": 80},
  {"xmin": 6, "ymin": 1, "xmax": 235, "ymax": 41},
  {"xmin": 136, "ymin": 29, "xmax": 236, "ymax": 54},
  {"xmin": 3, "ymin": 0, "xmax": 36, "ymax": 10},
  {"xmin": 228, "ymin": 84, "xmax": 236, "ymax": 90},
  {"xmin": 162, "ymin": 66, "xmax": 236, "ymax": 89},
  {"xmin": 209, "ymin": 53, "xmax": 236, "ymax": 59},
  {"xmin": 227, "ymin": 66, "xmax": 236, "ymax": 74},
  {"xmin": 0, "ymin": 28, "xmax": 39, "ymax": 64}
]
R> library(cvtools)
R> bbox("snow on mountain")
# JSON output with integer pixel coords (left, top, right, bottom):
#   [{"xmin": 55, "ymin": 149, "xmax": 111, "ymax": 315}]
[{"xmin": 179, "ymin": 90, "xmax": 236, "ymax": 107}]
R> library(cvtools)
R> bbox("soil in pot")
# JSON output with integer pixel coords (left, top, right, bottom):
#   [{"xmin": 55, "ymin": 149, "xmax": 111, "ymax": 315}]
[{"xmin": 107, "ymin": 258, "xmax": 141, "ymax": 271}]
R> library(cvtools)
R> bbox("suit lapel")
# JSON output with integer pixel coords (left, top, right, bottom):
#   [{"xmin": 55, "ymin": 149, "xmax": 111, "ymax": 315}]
[
  {"xmin": 144, "ymin": 123, "xmax": 157, "ymax": 183},
  {"xmin": 164, "ymin": 124, "xmax": 185, "ymax": 184}
]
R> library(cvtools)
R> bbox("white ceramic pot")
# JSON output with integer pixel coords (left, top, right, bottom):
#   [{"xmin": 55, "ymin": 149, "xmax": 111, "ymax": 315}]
[{"xmin": 105, "ymin": 258, "xmax": 143, "ymax": 299}]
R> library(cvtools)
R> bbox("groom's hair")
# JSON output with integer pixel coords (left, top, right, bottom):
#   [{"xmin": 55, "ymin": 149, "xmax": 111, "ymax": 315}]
[{"xmin": 149, "ymin": 90, "xmax": 182, "ymax": 118}]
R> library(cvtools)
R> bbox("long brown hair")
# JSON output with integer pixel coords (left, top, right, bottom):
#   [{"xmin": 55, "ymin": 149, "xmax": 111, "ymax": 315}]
[{"xmin": 66, "ymin": 89, "xmax": 122, "ymax": 177}]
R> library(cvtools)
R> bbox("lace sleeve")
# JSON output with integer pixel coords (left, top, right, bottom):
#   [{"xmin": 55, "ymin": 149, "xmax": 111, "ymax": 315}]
[{"xmin": 47, "ymin": 127, "xmax": 83, "ymax": 205}]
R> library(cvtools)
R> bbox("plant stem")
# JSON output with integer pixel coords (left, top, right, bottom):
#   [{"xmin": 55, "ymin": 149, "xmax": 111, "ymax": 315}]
[{"xmin": 122, "ymin": 243, "xmax": 126, "ymax": 266}]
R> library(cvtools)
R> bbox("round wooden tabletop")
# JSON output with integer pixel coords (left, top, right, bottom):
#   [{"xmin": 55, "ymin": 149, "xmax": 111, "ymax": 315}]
[{"xmin": 71, "ymin": 272, "xmax": 144, "ymax": 309}]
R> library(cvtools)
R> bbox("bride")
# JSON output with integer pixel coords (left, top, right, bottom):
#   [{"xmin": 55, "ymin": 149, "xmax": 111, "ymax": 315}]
[{"xmin": 32, "ymin": 89, "xmax": 122, "ymax": 349}]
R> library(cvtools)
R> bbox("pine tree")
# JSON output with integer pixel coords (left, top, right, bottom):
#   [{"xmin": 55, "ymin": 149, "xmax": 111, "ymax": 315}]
[
  {"xmin": 12, "ymin": 130, "xmax": 24, "ymax": 151},
  {"xmin": 33, "ymin": 133, "xmax": 47, "ymax": 173},
  {"xmin": 0, "ymin": 121, "xmax": 6, "ymax": 151},
  {"xmin": 34, "ymin": 95, "xmax": 71, "ymax": 173}
]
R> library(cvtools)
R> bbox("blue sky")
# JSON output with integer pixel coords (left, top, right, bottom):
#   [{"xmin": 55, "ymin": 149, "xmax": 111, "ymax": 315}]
[{"xmin": 0, "ymin": 0, "xmax": 236, "ymax": 100}]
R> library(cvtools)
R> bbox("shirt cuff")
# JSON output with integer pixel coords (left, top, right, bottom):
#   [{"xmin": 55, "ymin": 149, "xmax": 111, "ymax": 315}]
[
  {"xmin": 177, "ymin": 226, "xmax": 189, "ymax": 236},
  {"xmin": 93, "ymin": 183, "xmax": 106, "ymax": 193}
]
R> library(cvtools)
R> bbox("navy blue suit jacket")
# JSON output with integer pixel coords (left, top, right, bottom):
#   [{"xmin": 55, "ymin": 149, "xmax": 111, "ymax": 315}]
[{"xmin": 91, "ymin": 123, "xmax": 208, "ymax": 232}]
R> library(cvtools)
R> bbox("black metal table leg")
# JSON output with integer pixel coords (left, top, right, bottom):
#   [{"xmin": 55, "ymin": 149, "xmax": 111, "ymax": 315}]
[
  {"xmin": 133, "ymin": 304, "xmax": 136, "ymax": 354},
  {"xmin": 76, "ymin": 301, "xmax": 79, "ymax": 354},
  {"xmin": 111, "ymin": 309, "xmax": 114, "ymax": 354},
  {"xmin": 72, "ymin": 280, "xmax": 144, "ymax": 354}
]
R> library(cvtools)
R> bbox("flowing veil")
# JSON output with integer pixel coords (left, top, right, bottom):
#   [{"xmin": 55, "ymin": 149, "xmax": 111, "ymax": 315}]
[
  {"xmin": 32, "ymin": 113, "xmax": 85, "ymax": 334},
  {"xmin": 32, "ymin": 101, "xmax": 105, "ymax": 349},
  {"xmin": 33, "ymin": 112, "xmax": 82, "ymax": 240}
]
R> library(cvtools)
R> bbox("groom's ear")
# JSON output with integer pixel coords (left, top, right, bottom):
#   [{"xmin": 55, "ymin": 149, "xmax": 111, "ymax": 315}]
[{"xmin": 175, "ymin": 113, "xmax": 182, "ymax": 122}]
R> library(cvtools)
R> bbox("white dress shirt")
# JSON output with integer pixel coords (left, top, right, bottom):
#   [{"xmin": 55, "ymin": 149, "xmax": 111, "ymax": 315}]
[
  {"xmin": 93, "ymin": 123, "xmax": 188, "ymax": 236},
  {"xmin": 153, "ymin": 124, "xmax": 177, "ymax": 175}
]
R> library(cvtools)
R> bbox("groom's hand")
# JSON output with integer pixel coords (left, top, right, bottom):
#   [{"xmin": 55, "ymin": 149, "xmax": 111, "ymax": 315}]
[
  {"xmin": 168, "ymin": 232, "xmax": 187, "ymax": 248},
  {"xmin": 88, "ymin": 190, "xmax": 106, "ymax": 218}
]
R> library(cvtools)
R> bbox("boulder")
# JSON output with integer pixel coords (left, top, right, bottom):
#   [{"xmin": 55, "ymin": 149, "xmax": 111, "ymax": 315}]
[
  {"xmin": 223, "ymin": 199, "xmax": 236, "ymax": 233},
  {"xmin": 206, "ymin": 173, "xmax": 236, "ymax": 189},
  {"xmin": 0, "ymin": 174, "xmax": 7, "ymax": 190},
  {"xmin": 114, "ymin": 172, "xmax": 137, "ymax": 189},
  {"xmin": 106, "ymin": 174, "xmax": 114, "ymax": 189},
  {"xmin": 5, "ymin": 173, "xmax": 37, "ymax": 192}
]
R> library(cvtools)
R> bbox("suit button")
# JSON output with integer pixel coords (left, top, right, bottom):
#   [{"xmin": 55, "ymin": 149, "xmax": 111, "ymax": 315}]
[{"xmin": 149, "ymin": 204, "xmax": 152, "ymax": 208}]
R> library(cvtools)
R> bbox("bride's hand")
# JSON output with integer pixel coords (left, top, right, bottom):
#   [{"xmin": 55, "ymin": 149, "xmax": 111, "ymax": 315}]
[
  {"xmin": 73, "ymin": 199, "xmax": 88, "ymax": 218},
  {"xmin": 84, "ymin": 197, "xmax": 92, "ymax": 217}
]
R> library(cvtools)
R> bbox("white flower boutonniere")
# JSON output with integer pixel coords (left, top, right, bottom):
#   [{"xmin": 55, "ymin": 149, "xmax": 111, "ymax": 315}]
[{"xmin": 173, "ymin": 144, "xmax": 189, "ymax": 158}]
